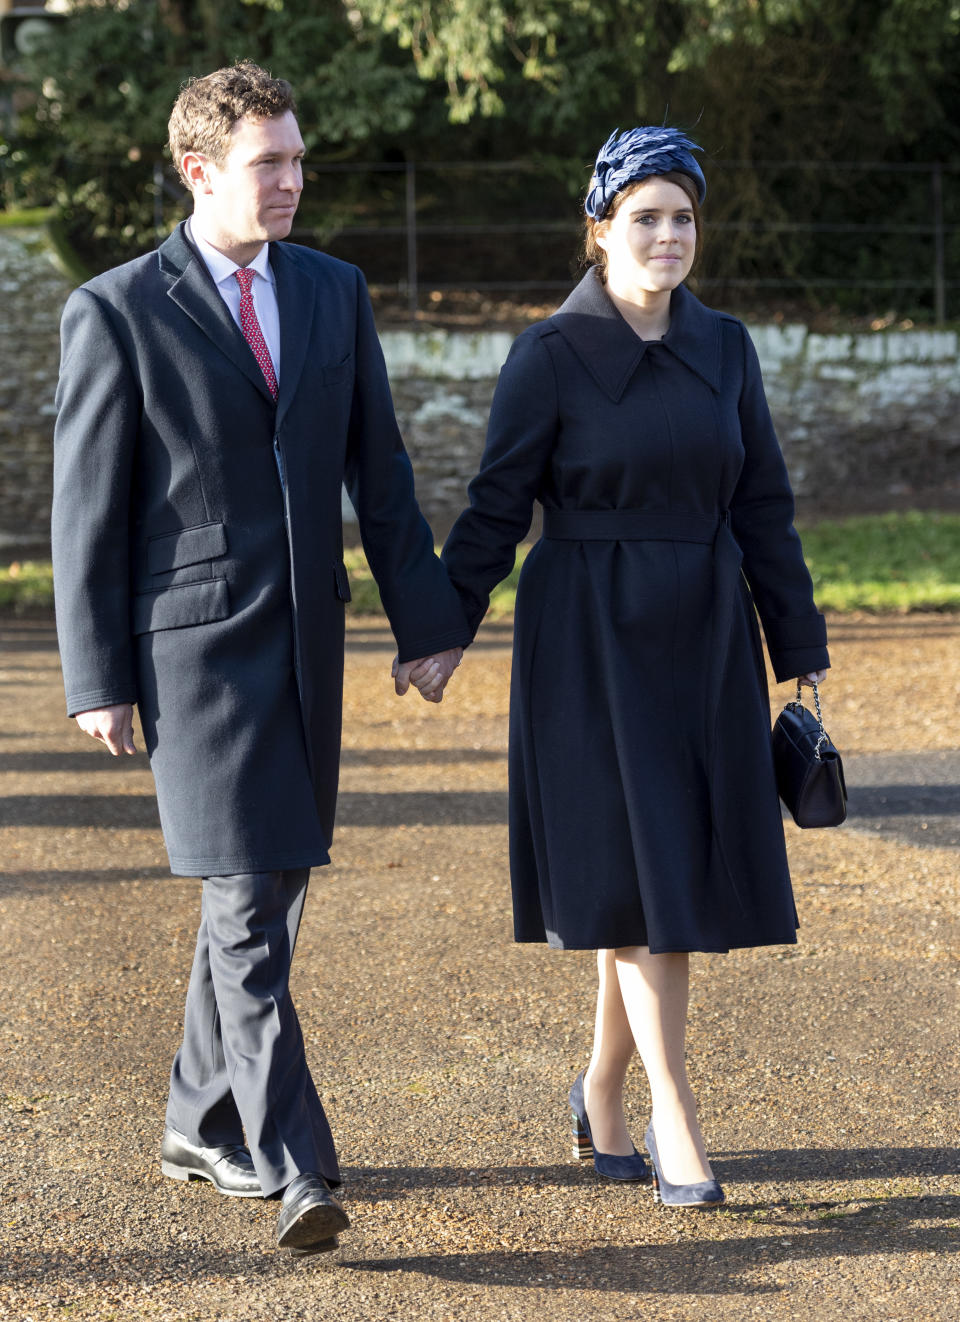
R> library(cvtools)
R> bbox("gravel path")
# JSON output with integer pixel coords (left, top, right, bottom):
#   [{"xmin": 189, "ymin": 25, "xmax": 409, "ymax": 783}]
[{"xmin": 0, "ymin": 613, "xmax": 957, "ymax": 1321}]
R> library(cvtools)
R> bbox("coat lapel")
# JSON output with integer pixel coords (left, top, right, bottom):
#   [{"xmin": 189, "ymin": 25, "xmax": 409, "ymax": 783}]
[
  {"xmin": 158, "ymin": 222, "xmax": 276, "ymax": 404},
  {"xmin": 269, "ymin": 243, "xmax": 317, "ymax": 429},
  {"xmin": 551, "ymin": 267, "xmax": 723, "ymax": 400},
  {"xmin": 551, "ymin": 267, "xmax": 647, "ymax": 402},
  {"xmin": 661, "ymin": 282, "xmax": 724, "ymax": 392}
]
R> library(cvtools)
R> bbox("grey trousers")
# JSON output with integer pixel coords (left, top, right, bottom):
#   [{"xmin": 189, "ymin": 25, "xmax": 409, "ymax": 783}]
[{"xmin": 165, "ymin": 869, "xmax": 339, "ymax": 1197}]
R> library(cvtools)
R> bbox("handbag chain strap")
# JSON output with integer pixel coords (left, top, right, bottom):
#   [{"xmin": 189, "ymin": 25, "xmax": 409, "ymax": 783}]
[{"xmin": 795, "ymin": 679, "xmax": 829, "ymax": 760}]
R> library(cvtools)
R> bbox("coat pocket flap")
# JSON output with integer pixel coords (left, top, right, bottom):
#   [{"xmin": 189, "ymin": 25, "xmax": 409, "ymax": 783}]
[
  {"xmin": 147, "ymin": 522, "xmax": 228, "ymax": 574},
  {"xmin": 132, "ymin": 578, "xmax": 229, "ymax": 635}
]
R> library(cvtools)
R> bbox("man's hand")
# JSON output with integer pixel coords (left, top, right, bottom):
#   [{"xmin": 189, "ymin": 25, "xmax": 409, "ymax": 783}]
[
  {"xmin": 75, "ymin": 704, "xmax": 137, "ymax": 755},
  {"xmin": 392, "ymin": 648, "xmax": 463, "ymax": 703}
]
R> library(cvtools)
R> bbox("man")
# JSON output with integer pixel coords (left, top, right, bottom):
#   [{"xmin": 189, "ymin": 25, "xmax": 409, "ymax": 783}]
[{"xmin": 52, "ymin": 62, "xmax": 466, "ymax": 1255}]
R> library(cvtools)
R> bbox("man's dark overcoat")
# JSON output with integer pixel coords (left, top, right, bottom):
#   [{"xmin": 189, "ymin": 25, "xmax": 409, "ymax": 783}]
[
  {"xmin": 53, "ymin": 222, "xmax": 469, "ymax": 876},
  {"xmin": 443, "ymin": 269, "xmax": 830, "ymax": 953}
]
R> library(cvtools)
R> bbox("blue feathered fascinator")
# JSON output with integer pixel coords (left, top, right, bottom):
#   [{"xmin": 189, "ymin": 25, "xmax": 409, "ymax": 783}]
[{"xmin": 585, "ymin": 126, "xmax": 706, "ymax": 220}]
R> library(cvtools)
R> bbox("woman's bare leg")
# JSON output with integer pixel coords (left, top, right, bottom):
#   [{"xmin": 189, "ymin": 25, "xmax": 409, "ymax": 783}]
[
  {"xmin": 613, "ymin": 946, "xmax": 714, "ymax": 1184},
  {"xmin": 580, "ymin": 949, "xmax": 637, "ymax": 1155}
]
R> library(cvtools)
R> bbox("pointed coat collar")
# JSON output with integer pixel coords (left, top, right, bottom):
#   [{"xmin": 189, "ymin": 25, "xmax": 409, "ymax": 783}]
[
  {"xmin": 157, "ymin": 221, "xmax": 315, "ymax": 424},
  {"xmin": 549, "ymin": 266, "xmax": 724, "ymax": 402}
]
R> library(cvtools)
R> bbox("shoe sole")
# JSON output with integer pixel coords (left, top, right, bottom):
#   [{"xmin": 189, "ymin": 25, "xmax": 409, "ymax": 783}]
[
  {"xmin": 651, "ymin": 1181, "xmax": 725, "ymax": 1208},
  {"xmin": 277, "ymin": 1201, "xmax": 351, "ymax": 1252},
  {"xmin": 290, "ymin": 1236, "xmax": 341, "ymax": 1257},
  {"xmin": 161, "ymin": 1159, "xmax": 264, "ymax": 1198}
]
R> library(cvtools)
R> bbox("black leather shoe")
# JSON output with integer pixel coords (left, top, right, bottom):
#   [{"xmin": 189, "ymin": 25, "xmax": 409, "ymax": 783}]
[
  {"xmin": 160, "ymin": 1127, "xmax": 263, "ymax": 1198},
  {"xmin": 276, "ymin": 1173, "xmax": 350, "ymax": 1254}
]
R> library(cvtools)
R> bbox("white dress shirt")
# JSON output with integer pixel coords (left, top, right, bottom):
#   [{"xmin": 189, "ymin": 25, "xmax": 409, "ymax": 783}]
[{"xmin": 187, "ymin": 219, "xmax": 281, "ymax": 382}]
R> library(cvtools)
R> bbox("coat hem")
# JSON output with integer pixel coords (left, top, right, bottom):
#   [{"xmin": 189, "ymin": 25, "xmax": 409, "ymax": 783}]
[
  {"xmin": 524, "ymin": 930, "xmax": 799, "ymax": 953},
  {"xmin": 166, "ymin": 847, "xmax": 331, "ymax": 878}
]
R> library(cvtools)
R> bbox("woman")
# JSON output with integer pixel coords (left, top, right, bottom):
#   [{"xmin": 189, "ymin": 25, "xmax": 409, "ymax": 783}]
[{"xmin": 439, "ymin": 127, "xmax": 829, "ymax": 1206}]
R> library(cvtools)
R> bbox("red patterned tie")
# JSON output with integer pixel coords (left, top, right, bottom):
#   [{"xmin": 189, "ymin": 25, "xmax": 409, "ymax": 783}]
[{"xmin": 234, "ymin": 267, "xmax": 278, "ymax": 399}]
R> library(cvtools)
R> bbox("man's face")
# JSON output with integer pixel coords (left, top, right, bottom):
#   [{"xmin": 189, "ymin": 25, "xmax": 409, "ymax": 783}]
[{"xmin": 189, "ymin": 111, "xmax": 304, "ymax": 262}]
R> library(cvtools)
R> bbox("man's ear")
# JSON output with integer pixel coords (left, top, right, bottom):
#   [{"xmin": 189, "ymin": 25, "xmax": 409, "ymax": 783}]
[{"xmin": 181, "ymin": 150, "xmax": 214, "ymax": 194}]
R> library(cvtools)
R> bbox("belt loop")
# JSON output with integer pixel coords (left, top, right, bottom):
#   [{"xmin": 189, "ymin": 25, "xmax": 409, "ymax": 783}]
[{"xmin": 722, "ymin": 509, "xmax": 732, "ymax": 528}]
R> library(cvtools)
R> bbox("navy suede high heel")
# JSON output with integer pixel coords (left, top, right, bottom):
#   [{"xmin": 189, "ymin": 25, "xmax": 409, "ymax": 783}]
[
  {"xmin": 568, "ymin": 1071, "xmax": 650, "ymax": 1182},
  {"xmin": 644, "ymin": 1121, "xmax": 724, "ymax": 1207}
]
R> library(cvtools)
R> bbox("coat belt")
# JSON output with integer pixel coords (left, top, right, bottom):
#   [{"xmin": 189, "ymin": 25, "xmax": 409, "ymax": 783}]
[{"xmin": 542, "ymin": 508, "xmax": 725, "ymax": 542}]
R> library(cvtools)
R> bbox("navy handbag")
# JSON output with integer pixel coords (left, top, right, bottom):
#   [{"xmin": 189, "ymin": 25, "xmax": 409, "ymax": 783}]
[{"xmin": 772, "ymin": 681, "xmax": 847, "ymax": 828}]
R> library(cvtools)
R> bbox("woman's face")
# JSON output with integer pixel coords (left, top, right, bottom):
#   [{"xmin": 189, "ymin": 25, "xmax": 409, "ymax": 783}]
[{"xmin": 595, "ymin": 176, "xmax": 697, "ymax": 295}]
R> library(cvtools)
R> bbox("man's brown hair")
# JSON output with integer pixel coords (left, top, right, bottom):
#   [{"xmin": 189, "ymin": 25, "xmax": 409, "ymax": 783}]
[{"xmin": 168, "ymin": 61, "xmax": 297, "ymax": 187}]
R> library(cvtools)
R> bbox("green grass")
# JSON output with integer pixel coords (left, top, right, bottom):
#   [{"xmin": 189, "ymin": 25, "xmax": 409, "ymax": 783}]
[
  {"xmin": 4, "ymin": 512, "xmax": 960, "ymax": 617},
  {"xmin": 341, "ymin": 547, "xmax": 382, "ymax": 613},
  {"xmin": 483, "ymin": 511, "xmax": 960, "ymax": 616},
  {"xmin": 799, "ymin": 511, "xmax": 960, "ymax": 612},
  {"xmin": 325, "ymin": 547, "xmax": 526, "ymax": 617},
  {"xmin": 0, "ymin": 560, "xmax": 56, "ymax": 613}
]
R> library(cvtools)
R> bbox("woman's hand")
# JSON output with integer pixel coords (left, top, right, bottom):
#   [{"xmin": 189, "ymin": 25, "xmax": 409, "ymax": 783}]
[
  {"xmin": 392, "ymin": 648, "xmax": 463, "ymax": 702},
  {"xmin": 798, "ymin": 670, "xmax": 827, "ymax": 687}
]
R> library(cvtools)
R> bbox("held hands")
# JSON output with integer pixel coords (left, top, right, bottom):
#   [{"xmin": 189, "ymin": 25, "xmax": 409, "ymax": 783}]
[
  {"xmin": 392, "ymin": 648, "xmax": 463, "ymax": 703},
  {"xmin": 75, "ymin": 703, "xmax": 137, "ymax": 755}
]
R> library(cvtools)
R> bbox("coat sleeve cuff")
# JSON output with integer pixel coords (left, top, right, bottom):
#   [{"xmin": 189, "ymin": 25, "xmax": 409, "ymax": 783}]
[
  {"xmin": 761, "ymin": 613, "xmax": 830, "ymax": 684},
  {"xmin": 65, "ymin": 689, "xmax": 138, "ymax": 719},
  {"xmin": 395, "ymin": 626, "xmax": 473, "ymax": 666}
]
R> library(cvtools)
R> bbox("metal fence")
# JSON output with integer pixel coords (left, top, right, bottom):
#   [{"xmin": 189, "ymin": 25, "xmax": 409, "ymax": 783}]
[
  {"xmin": 271, "ymin": 158, "xmax": 959, "ymax": 323},
  {"xmin": 25, "ymin": 153, "xmax": 960, "ymax": 324}
]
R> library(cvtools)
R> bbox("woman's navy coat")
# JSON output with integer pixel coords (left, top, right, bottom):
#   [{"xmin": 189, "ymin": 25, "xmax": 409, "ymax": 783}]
[{"xmin": 443, "ymin": 269, "xmax": 829, "ymax": 952}]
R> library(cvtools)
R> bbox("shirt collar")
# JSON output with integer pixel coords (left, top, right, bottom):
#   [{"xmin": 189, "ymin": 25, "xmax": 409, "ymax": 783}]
[{"xmin": 187, "ymin": 218, "xmax": 275, "ymax": 289}]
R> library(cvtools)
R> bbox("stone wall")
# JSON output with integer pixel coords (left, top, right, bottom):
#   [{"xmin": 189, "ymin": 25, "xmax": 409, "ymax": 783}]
[
  {"xmin": 385, "ymin": 323, "xmax": 960, "ymax": 533},
  {"xmin": 1, "ymin": 224, "xmax": 958, "ymax": 554},
  {"xmin": 0, "ymin": 228, "xmax": 68, "ymax": 553},
  {"xmin": 747, "ymin": 324, "xmax": 960, "ymax": 514}
]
